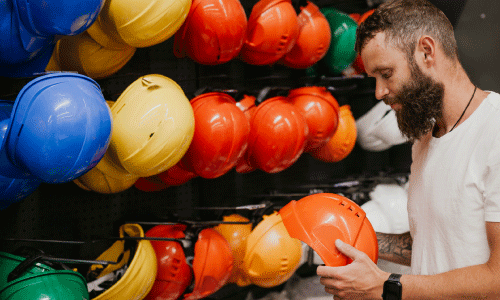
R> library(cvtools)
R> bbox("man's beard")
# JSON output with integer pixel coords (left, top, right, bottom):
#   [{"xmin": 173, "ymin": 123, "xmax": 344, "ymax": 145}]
[{"xmin": 388, "ymin": 61, "xmax": 444, "ymax": 141}]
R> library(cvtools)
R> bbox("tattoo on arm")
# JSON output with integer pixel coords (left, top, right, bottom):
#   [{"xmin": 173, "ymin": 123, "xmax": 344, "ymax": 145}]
[{"xmin": 376, "ymin": 232, "xmax": 412, "ymax": 266}]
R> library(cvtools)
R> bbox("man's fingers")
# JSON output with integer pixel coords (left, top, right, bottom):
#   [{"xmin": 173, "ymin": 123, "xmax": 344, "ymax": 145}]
[{"xmin": 335, "ymin": 239, "xmax": 363, "ymax": 260}]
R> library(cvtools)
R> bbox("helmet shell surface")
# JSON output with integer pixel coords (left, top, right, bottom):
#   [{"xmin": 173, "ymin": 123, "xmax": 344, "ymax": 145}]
[{"xmin": 279, "ymin": 193, "xmax": 378, "ymax": 267}]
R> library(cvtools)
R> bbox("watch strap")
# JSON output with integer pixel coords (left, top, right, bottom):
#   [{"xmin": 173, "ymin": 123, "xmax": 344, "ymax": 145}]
[{"xmin": 388, "ymin": 273, "xmax": 402, "ymax": 282}]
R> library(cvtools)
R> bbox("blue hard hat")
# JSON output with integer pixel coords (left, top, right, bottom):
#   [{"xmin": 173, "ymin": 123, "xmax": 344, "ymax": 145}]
[
  {"xmin": 0, "ymin": 174, "xmax": 41, "ymax": 210},
  {"xmin": 0, "ymin": 42, "xmax": 55, "ymax": 78},
  {"xmin": 0, "ymin": 73, "xmax": 112, "ymax": 183},
  {"xmin": 12, "ymin": 0, "xmax": 104, "ymax": 37},
  {"xmin": 0, "ymin": 0, "xmax": 54, "ymax": 67}
]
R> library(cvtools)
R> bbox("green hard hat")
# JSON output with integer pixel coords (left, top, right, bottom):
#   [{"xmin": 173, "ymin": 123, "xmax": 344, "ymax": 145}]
[
  {"xmin": 0, "ymin": 252, "xmax": 54, "ymax": 288},
  {"xmin": 0, "ymin": 271, "xmax": 89, "ymax": 300},
  {"xmin": 320, "ymin": 7, "xmax": 358, "ymax": 75}
]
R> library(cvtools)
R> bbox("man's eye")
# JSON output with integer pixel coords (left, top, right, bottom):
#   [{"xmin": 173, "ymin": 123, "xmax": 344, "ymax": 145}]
[{"xmin": 381, "ymin": 72, "xmax": 392, "ymax": 79}]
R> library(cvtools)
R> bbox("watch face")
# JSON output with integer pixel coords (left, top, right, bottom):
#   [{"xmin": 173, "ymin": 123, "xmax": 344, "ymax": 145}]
[{"xmin": 383, "ymin": 281, "xmax": 402, "ymax": 300}]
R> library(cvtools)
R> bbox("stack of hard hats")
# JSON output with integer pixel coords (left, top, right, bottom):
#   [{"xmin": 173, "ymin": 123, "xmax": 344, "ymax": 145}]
[
  {"xmin": 214, "ymin": 212, "xmax": 303, "ymax": 288},
  {"xmin": 279, "ymin": 1, "xmax": 331, "ymax": 69},
  {"xmin": 0, "ymin": 72, "xmax": 112, "ymax": 208},
  {"xmin": 0, "ymin": 0, "xmax": 104, "ymax": 77},
  {"xmin": 49, "ymin": 0, "xmax": 192, "ymax": 78},
  {"xmin": 74, "ymin": 74, "xmax": 195, "ymax": 194},
  {"xmin": 145, "ymin": 224, "xmax": 233, "ymax": 300},
  {"xmin": 320, "ymin": 7, "xmax": 358, "ymax": 75},
  {"xmin": 279, "ymin": 193, "xmax": 378, "ymax": 267},
  {"xmin": 173, "ymin": 0, "xmax": 247, "ymax": 65}
]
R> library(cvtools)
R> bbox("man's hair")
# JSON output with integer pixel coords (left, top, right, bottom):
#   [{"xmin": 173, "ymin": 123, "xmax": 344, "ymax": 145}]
[{"xmin": 355, "ymin": 0, "xmax": 458, "ymax": 61}]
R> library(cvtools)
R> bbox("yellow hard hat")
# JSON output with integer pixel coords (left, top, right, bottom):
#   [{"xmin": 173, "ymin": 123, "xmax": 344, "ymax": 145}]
[
  {"xmin": 107, "ymin": 74, "xmax": 195, "ymax": 177},
  {"xmin": 73, "ymin": 155, "xmax": 139, "ymax": 194},
  {"xmin": 89, "ymin": 224, "xmax": 157, "ymax": 300},
  {"xmin": 242, "ymin": 211, "xmax": 302, "ymax": 288},
  {"xmin": 213, "ymin": 214, "xmax": 253, "ymax": 287},
  {"xmin": 73, "ymin": 100, "xmax": 138, "ymax": 194},
  {"xmin": 88, "ymin": 0, "xmax": 192, "ymax": 48},
  {"xmin": 47, "ymin": 32, "xmax": 136, "ymax": 79}
]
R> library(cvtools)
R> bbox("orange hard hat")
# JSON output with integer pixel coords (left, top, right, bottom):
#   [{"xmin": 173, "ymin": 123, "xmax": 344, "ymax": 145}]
[
  {"xmin": 309, "ymin": 105, "xmax": 356, "ymax": 163},
  {"xmin": 288, "ymin": 86, "xmax": 340, "ymax": 151},
  {"xmin": 181, "ymin": 92, "xmax": 250, "ymax": 179},
  {"xmin": 239, "ymin": 0, "xmax": 299, "ymax": 65},
  {"xmin": 213, "ymin": 214, "xmax": 253, "ymax": 287},
  {"xmin": 145, "ymin": 225, "xmax": 192, "ymax": 300},
  {"xmin": 349, "ymin": 13, "xmax": 361, "ymax": 23},
  {"xmin": 242, "ymin": 211, "xmax": 302, "ymax": 288},
  {"xmin": 156, "ymin": 162, "xmax": 198, "ymax": 187},
  {"xmin": 245, "ymin": 96, "xmax": 308, "ymax": 173},
  {"xmin": 184, "ymin": 228, "xmax": 233, "ymax": 300},
  {"xmin": 173, "ymin": 0, "xmax": 247, "ymax": 64},
  {"xmin": 235, "ymin": 95, "xmax": 258, "ymax": 174},
  {"xmin": 279, "ymin": 193, "xmax": 378, "ymax": 267},
  {"xmin": 358, "ymin": 9, "xmax": 375, "ymax": 24},
  {"xmin": 280, "ymin": 2, "xmax": 331, "ymax": 69},
  {"xmin": 134, "ymin": 176, "xmax": 169, "ymax": 192}
]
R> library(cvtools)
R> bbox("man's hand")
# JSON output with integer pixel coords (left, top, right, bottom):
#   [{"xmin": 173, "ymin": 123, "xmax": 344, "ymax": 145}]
[{"xmin": 317, "ymin": 239, "xmax": 390, "ymax": 300}]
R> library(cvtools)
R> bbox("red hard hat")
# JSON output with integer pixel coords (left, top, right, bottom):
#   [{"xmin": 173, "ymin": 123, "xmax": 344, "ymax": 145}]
[
  {"xmin": 134, "ymin": 176, "xmax": 169, "ymax": 192},
  {"xmin": 181, "ymin": 92, "xmax": 250, "ymax": 179},
  {"xmin": 235, "ymin": 95, "xmax": 258, "ymax": 174},
  {"xmin": 157, "ymin": 162, "xmax": 198, "ymax": 186},
  {"xmin": 279, "ymin": 193, "xmax": 378, "ymax": 267},
  {"xmin": 309, "ymin": 105, "xmax": 356, "ymax": 163},
  {"xmin": 239, "ymin": 0, "xmax": 299, "ymax": 65},
  {"xmin": 352, "ymin": 9, "xmax": 374, "ymax": 74},
  {"xmin": 184, "ymin": 228, "xmax": 233, "ymax": 300},
  {"xmin": 145, "ymin": 225, "xmax": 192, "ymax": 300},
  {"xmin": 245, "ymin": 96, "xmax": 308, "ymax": 173},
  {"xmin": 280, "ymin": 2, "xmax": 331, "ymax": 69},
  {"xmin": 173, "ymin": 0, "xmax": 247, "ymax": 64},
  {"xmin": 288, "ymin": 86, "xmax": 340, "ymax": 151}
]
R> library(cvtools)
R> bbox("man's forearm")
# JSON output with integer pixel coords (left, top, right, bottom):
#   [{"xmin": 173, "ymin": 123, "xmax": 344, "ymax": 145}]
[{"xmin": 377, "ymin": 231, "xmax": 412, "ymax": 266}]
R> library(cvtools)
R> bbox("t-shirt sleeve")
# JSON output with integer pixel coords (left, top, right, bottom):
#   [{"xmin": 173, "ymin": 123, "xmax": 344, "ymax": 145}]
[{"xmin": 484, "ymin": 132, "xmax": 500, "ymax": 222}]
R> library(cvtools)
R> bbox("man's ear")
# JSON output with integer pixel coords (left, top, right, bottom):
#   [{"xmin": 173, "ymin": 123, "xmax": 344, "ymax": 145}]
[{"xmin": 418, "ymin": 35, "xmax": 435, "ymax": 66}]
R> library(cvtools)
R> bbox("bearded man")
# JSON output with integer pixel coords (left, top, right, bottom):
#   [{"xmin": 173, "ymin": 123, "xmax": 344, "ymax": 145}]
[{"xmin": 317, "ymin": 0, "xmax": 500, "ymax": 299}]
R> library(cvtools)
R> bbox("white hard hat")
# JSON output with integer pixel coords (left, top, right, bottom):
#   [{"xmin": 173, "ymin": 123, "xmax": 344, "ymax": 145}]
[
  {"xmin": 356, "ymin": 101, "xmax": 407, "ymax": 151},
  {"xmin": 361, "ymin": 183, "xmax": 409, "ymax": 234}
]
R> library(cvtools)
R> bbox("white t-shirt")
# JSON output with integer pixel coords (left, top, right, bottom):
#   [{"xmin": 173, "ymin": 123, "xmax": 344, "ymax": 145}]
[{"xmin": 408, "ymin": 91, "xmax": 500, "ymax": 275}]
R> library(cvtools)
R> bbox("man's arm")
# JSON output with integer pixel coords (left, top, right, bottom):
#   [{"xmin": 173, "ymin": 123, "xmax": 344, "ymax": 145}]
[{"xmin": 377, "ymin": 231, "xmax": 412, "ymax": 266}]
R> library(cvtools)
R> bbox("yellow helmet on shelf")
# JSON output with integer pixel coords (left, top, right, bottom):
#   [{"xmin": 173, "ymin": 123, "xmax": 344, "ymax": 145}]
[
  {"xmin": 47, "ymin": 32, "xmax": 136, "ymax": 79},
  {"xmin": 242, "ymin": 211, "xmax": 302, "ymax": 288},
  {"xmin": 88, "ymin": 0, "xmax": 192, "ymax": 48},
  {"xmin": 107, "ymin": 74, "xmax": 195, "ymax": 177},
  {"xmin": 89, "ymin": 224, "xmax": 157, "ymax": 300},
  {"xmin": 73, "ymin": 155, "xmax": 139, "ymax": 194}
]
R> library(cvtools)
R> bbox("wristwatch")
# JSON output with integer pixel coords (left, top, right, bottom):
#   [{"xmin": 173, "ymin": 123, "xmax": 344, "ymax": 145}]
[{"xmin": 382, "ymin": 273, "xmax": 402, "ymax": 300}]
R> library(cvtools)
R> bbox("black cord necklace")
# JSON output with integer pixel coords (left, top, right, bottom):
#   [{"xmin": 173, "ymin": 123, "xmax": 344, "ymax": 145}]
[{"xmin": 449, "ymin": 85, "xmax": 477, "ymax": 132}]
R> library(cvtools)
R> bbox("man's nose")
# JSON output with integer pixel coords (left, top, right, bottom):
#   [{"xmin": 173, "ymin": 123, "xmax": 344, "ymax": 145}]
[{"xmin": 374, "ymin": 81, "xmax": 390, "ymax": 100}]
